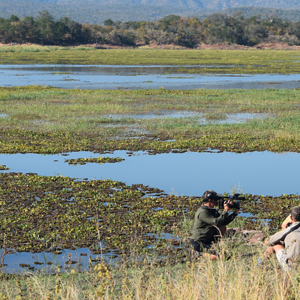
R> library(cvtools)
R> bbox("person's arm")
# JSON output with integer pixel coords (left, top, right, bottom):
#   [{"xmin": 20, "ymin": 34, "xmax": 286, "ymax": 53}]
[
  {"xmin": 223, "ymin": 211, "xmax": 238, "ymax": 225},
  {"xmin": 281, "ymin": 215, "xmax": 292, "ymax": 230},
  {"xmin": 222, "ymin": 202, "xmax": 239, "ymax": 225},
  {"xmin": 199, "ymin": 209, "xmax": 230, "ymax": 227},
  {"xmin": 266, "ymin": 230, "xmax": 286, "ymax": 246}
]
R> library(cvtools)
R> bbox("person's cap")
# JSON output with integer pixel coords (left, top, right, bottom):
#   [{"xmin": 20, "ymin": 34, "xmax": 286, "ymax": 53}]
[{"xmin": 203, "ymin": 190, "xmax": 223, "ymax": 201}]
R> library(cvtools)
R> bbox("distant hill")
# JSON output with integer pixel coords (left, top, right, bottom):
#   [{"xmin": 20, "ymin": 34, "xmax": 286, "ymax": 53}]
[
  {"xmin": 0, "ymin": 0, "xmax": 215, "ymax": 23},
  {"xmin": 221, "ymin": 7, "xmax": 300, "ymax": 22},
  {"xmin": 26, "ymin": 0, "xmax": 300, "ymax": 10},
  {"xmin": 2, "ymin": 0, "xmax": 300, "ymax": 24}
]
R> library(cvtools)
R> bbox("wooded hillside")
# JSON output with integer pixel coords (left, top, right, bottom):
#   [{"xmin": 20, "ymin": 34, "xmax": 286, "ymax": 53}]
[
  {"xmin": 2, "ymin": 0, "xmax": 300, "ymax": 24},
  {"xmin": 1, "ymin": 11, "xmax": 300, "ymax": 47}
]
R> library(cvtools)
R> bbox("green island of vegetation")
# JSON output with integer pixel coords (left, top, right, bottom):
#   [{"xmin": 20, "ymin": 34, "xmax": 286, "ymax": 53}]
[
  {"xmin": 65, "ymin": 156, "xmax": 124, "ymax": 165},
  {"xmin": 1, "ymin": 86, "xmax": 300, "ymax": 154},
  {"xmin": 2, "ymin": 47, "xmax": 300, "ymax": 74}
]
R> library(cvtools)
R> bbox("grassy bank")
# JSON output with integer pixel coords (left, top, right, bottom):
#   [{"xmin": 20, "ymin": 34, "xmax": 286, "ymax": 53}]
[
  {"xmin": 1, "ymin": 86, "xmax": 300, "ymax": 154},
  {"xmin": 1, "ymin": 47, "xmax": 300, "ymax": 74},
  {"xmin": 0, "ymin": 235, "xmax": 299, "ymax": 300}
]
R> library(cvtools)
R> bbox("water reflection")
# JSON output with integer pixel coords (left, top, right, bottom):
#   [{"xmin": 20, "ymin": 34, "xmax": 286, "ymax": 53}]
[
  {"xmin": 1, "ymin": 65, "xmax": 300, "ymax": 89},
  {"xmin": 0, "ymin": 150, "xmax": 299, "ymax": 196}
]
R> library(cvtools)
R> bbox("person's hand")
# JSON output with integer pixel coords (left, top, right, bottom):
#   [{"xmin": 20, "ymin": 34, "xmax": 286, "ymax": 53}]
[{"xmin": 224, "ymin": 200, "xmax": 233, "ymax": 212}]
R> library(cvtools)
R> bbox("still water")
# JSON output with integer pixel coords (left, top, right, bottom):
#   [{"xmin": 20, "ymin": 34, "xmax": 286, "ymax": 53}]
[
  {"xmin": 0, "ymin": 150, "xmax": 299, "ymax": 197},
  {"xmin": 1, "ymin": 65, "xmax": 300, "ymax": 89},
  {"xmin": 102, "ymin": 112, "xmax": 270, "ymax": 124}
]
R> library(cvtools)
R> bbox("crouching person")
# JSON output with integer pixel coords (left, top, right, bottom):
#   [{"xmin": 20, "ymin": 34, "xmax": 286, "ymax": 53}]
[
  {"xmin": 263, "ymin": 206, "xmax": 300, "ymax": 271},
  {"xmin": 190, "ymin": 190, "xmax": 239, "ymax": 260},
  {"xmin": 281, "ymin": 203, "xmax": 300, "ymax": 230}
]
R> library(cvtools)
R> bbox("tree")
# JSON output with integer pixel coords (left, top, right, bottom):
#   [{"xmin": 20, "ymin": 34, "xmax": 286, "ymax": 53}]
[
  {"xmin": 232, "ymin": 11, "xmax": 244, "ymax": 21},
  {"xmin": 104, "ymin": 19, "xmax": 114, "ymax": 26},
  {"xmin": 158, "ymin": 15, "xmax": 180, "ymax": 27},
  {"xmin": 9, "ymin": 15, "xmax": 19, "ymax": 23},
  {"xmin": 208, "ymin": 13, "xmax": 230, "ymax": 26},
  {"xmin": 61, "ymin": 18, "xmax": 82, "ymax": 43},
  {"xmin": 17, "ymin": 16, "xmax": 38, "ymax": 43},
  {"xmin": 36, "ymin": 11, "xmax": 56, "ymax": 44}
]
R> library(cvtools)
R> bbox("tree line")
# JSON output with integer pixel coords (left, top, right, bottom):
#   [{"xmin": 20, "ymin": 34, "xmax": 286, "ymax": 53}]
[{"xmin": 1, "ymin": 11, "xmax": 300, "ymax": 47}]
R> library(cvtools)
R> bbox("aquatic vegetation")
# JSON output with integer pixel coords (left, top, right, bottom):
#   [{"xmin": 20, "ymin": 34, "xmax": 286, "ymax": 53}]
[
  {"xmin": 204, "ymin": 112, "xmax": 227, "ymax": 121},
  {"xmin": 1, "ymin": 86, "xmax": 300, "ymax": 154},
  {"xmin": 1, "ymin": 127, "xmax": 300, "ymax": 155},
  {"xmin": 0, "ymin": 172, "xmax": 297, "ymax": 261},
  {"xmin": 65, "ymin": 156, "xmax": 124, "ymax": 165},
  {"xmin": 1, "ymin": 49, "xmax": 300, "ymax": 74},
  {"xmin": 0, "ymin": 172, "xmax": 194, "ymax": 260},
  {"xmin": 0, "ymin": 165, "xmax": 9, "ymax": 170}
]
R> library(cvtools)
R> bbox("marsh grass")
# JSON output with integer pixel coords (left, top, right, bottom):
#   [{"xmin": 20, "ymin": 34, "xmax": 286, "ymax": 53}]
[
  {"xmin": 1, "ymin": 48, "xmax": 300, "ymax": 74},
  {"xmin": 2, "ymin": 86, "xmax": 300, "ymax": 153},
  {"xmin": 0, "ymin": 86, "xmax": 297, "ymax": 136},
  {"xmin": 205, "ymin": 112, "xmax": 227, "ymax": 121},
  {"xmin": 0, "ymin": 235, "xmax": 299, "ymax": 300}
]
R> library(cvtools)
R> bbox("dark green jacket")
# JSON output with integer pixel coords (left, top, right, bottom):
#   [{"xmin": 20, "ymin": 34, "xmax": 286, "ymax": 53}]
[{"xmin": 191, "ymin": 206, "xmax": 237, "ymax": 242}]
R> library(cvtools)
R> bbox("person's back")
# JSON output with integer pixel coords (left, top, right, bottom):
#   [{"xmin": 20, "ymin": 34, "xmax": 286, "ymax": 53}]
[
  {"xmin": 191, "ymin": 206, "xmax": 221, "ymax": 242},
  {"xmin": 284, "ymin": 227, "xmax": 300, "ymax": 261},
  {"xmin": 263, "ymin": 207, "xmax": 300, "ymax": 270}
]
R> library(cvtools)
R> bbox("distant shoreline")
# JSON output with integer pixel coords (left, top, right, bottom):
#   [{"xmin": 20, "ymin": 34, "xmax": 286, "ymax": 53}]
[{"xmin": 2, "ymin": 42, "xmax": 300, "ymax": 50}]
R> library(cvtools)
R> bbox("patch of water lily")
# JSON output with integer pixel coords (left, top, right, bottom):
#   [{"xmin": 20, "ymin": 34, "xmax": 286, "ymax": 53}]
[
  {"xmin": 2, "ymin": 128, "xmax": 299, "ymax": 155},
  {"xmin": 0, "ymin": 172, "xmax": 299, "ymax": 273}
]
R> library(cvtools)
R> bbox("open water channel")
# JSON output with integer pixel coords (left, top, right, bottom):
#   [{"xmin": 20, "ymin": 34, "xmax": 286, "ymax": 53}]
[
  {"xmin": 1, "ymin": 65, "xmax": 300, "ymax": 89},
  {"xmin": 1, "ymin": 150, "xmax": 299, "ymax": 197}
]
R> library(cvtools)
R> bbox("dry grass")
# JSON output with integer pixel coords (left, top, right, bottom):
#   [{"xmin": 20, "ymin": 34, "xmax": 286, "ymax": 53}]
[{"xmin": 0, "ymin": 236, "xmax": 299, "ymax": 300}]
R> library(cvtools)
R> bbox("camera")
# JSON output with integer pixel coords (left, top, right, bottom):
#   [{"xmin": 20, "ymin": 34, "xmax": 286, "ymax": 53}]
[{"xmin": 218, "ymin": 193, "xmax": 245, "ymax": 210}]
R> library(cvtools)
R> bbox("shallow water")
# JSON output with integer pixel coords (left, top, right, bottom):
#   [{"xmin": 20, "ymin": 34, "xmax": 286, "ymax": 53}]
[
  {"xmin": 104, "ymin": 111, "xmax": 200, "ymax": 120},
  {"xmin": 0, "ymin": 247, "xmax": 100, "ymax": 274},
  {"xmin": 103, "ymin": 112, "xmax": 270, "ymax": 124},
  {"xmin": 0, "ymin": 150, "xmax": 299, "ymax": 196},
  {"xmin": 1, "ymin": 65, "xmax": 300, "ymax": 89},
  {"xmin": 0, "ymin": 235, "xmax": 179, "ymax": 273}
]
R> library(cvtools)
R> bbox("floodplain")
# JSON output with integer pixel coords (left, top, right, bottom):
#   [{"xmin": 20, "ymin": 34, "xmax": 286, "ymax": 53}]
[
  {"xmin": 3, "ymin": 64, "xmax": 300, "ymax": 89},
  {"xmin": 1, "ymin": 49, "xmax": 300, "ymax": 299},
  {"xmin": 1, "ymin": 46, "xmax": 300, "ymax": 74}
]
